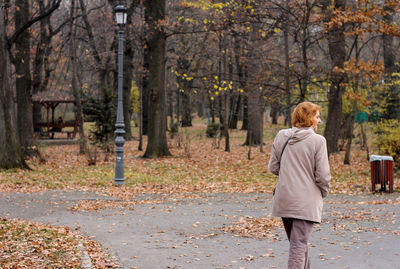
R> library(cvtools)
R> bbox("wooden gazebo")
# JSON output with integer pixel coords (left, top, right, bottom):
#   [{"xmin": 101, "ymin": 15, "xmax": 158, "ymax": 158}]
[{"xmin": 32, "ymin": 91, "xmax": 80, "ymax": 139}]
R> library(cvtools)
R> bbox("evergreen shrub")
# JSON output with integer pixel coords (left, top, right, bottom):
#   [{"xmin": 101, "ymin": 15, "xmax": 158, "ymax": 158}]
[
  {"xmin": 83, "ymin": 88, "xmax": 116, "ymax": 150},
  {"xmin": 206, "ymin": 122, "xmax": 220, "ymax": 138}
]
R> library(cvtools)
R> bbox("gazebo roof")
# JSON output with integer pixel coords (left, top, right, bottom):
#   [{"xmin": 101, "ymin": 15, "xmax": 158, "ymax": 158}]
[{"xmin": 32, "ymin": 90, "xmax": 77, "ymax": 104}]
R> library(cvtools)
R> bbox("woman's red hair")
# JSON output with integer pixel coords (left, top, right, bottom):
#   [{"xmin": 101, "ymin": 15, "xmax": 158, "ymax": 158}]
[{"xmin": 291, "ymin": 102, "xmax": 321, "ymax": 128}]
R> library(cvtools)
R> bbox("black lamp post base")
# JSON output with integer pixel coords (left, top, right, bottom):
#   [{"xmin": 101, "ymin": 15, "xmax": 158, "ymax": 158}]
[{"xmin": 114, "ymin": 178, "xmax": 125, "ymax": 186}]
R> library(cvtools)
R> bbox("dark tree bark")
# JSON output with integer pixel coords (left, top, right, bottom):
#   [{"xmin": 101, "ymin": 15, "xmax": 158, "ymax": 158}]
[
  {"xmin": 241, "ymin": 95, "xmax": 248, "ymax": 130},
  {"xmin": 244, "ymin": 90, "xmax": 263, "ymax": 146},
  {"xmin": 32, "ymin": 1, "xmax": 49, "ymax": 125},
  {"xmin": 0, "ymin": 5, "xmax": 27, "ymax": 169},
  {"xmin": 344, "ymin": 38, "xmax": 360, "ymax": 165},
  {"xmin": 138, "ymin": 79, "xmax": 143, "ymax": 150},
  {"xmin": 196, "ymin": 101, "xmax": 204, "ymax": 118},
  {"xmin": 175, "ymin": 87, "xmax": 180, "ymax": 125},
  {"xmin": 15, "ymin": 0, "xmax": 34, "ymax": 155},
  {"xmin": 120, "ymin": 1, "xmax": 140, "ymax": 140},
  {"xmin": 383, "ymin": 0, "xmax": 399, "ymax": 119},
  {"xmin": 142, "ymin": 45, "xmax": 149, "ymax": 135},
  {"xmin": 181, "ymin": 90, "xmax": 192, "ymax": 127},
  {"xmin": 322, "ymin": 0, "xmax": 348, "ymax": 154},
  {"xmin": 229, "ymin": 94, "xmax": 241, "ymax": 129},
  {"xmin": 344, "ymin": 103, "xmax": 356, "ymax": 165},
  {"xmin": 208, "ymin": 95, "xmax": 215, "ymax": 123},
  {"xmin": 70, "ymin": 0, "xmax": 86, "ymax": 154},
  {"xmin": 283, "ymin": 0, "xmax": 292, "ymax": 127},
  {"xmin": 230, "ymin": 38, "xmax": 244, "ymax": 129},
  {"xmin": 143, "ymin": 0, "xmax": 171, "ymax": 158},
  {"xmin": 123, "ymin": 35, "xmax": 134, "ymax": 139},
  {"xmin": 177, "ymin": 58, "xmax": 192, "ymax": 127},
  {"xmin": 218, "ymin": 95, "xmax": 224, "ymax": 126},
  {"xmin": 223, "ymin": 93, "xmax": 230, "ymax": 152},
  {"xmin": 222, "ymin": 47, "xmax": 232, "ymax": 152},
  {"xmin": 270, "ymin": 103, "xmax": 279, "ymax": 124}
]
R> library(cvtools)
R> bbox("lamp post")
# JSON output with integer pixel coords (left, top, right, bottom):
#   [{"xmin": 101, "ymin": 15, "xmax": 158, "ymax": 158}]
[{"xmin": 114, "ymin": 2, "xmax": 127, "ymax": 186}]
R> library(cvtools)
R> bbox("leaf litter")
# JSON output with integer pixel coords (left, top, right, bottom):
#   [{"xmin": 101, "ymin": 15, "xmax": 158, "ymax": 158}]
[
  {"xmin": 0, "ymin": 218, "xmax": 119, "ymax": 268},
  {"xmin": 0, "ymin": 128, "xmax": 398, "ymax": 265}
]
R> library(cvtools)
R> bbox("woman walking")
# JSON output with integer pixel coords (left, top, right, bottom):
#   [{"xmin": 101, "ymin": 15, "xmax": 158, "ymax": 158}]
[{"xmin": 268, "ymin": 102, "xmax": 331, "ymax": 269}]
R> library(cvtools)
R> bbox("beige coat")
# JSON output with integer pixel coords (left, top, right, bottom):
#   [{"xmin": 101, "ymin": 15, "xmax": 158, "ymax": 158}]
[{"xmin": 268, "ymin": 127, "xmax": 331, "ymax": 223}]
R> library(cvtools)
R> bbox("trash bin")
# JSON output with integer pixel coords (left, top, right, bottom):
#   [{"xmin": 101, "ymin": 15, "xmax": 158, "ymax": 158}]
[{"xmin": 370, "ymin": 155, "xmax": 394, "ymax": 193}]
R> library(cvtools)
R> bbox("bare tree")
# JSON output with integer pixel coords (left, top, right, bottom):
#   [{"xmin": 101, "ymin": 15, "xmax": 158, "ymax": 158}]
[
  {"xmin": 383, "ymin": 0, "xmax": 399, "ymax": 119},
  {"xmin": 69, "ymin": 0, "xmax": 86, "ymax": 154},
  {"xmin": 0, "ymin": 2, "xmax": 26, "ymax": 169},
  {"xmin": 322, "ymin": 0, "xmax": 348, "ymax": 154}
]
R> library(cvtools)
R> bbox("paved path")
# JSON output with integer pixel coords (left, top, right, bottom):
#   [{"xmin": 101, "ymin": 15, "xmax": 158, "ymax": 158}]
[{"xmin": 1, "ymin": 191, "xmax": 399, "ymax": 269}]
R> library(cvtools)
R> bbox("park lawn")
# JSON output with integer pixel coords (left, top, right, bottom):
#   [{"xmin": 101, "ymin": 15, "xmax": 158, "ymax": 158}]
[{"xmin": 0, "ymin": 124, "xmax": 379, "ymax": 197}]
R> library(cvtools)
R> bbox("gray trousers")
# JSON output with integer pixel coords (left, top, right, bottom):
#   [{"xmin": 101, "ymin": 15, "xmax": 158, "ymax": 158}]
[{"xmin": 282, "ymin": 218, "xmax": 314, "ymax": 269}]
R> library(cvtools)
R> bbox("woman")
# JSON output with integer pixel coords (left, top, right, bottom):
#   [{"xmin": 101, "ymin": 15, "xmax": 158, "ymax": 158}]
[{"xmin": 268, "ymin": 102, "xmax": 331, "ymax": 269}]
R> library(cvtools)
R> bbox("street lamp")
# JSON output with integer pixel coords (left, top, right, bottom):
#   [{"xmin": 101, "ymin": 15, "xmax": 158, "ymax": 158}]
[{"xmin": 114, "ymin": 2, "xmax": 127, "ymax": 186}]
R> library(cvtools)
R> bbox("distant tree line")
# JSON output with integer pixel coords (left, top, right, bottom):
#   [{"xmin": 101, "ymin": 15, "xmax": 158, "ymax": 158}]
[{"xmin": 1, "ymin": 0, "xmax": 399, "ymax": 169}]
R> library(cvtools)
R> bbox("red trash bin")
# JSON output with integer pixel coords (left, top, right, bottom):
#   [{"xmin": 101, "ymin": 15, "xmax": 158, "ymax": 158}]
[{"xmin": 370, "ymin": 155, "xmax": 394, "ymax": 193}]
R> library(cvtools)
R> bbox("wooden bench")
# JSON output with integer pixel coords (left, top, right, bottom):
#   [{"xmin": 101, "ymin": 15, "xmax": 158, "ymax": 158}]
[
  {"xmin": 34, "ymin": 122, "xmax": 77, "ymax": 139},
  {"xmin": 62, "ymin": 131, "xmax": 74, "ymax": 139}
]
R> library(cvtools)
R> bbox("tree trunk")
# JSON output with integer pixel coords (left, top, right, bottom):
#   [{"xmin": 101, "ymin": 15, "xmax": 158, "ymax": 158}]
[
  {"xmin": 197, "ymin": 101, "xmax": 204, "ymax": 118},
  {"xmin": 208, "ymin": 95, "xmax": 215, "ymax": 123},
  {"xmin": 15, "ymin": 0, "xmax": 34, "ymax": 155},
  {"xmin": 218, "ymin": 95, "xmax": 224, "ymax": 126},
  {"xmin": 283, "ymin": 0, "xmax": 292, "ymax": 127},
  {"xmin": 141, "ymin": 41, "xmax": 150, "ymax": 136},
  {"xmin": 123, "ymin": 36, "xmax": 134, "ymax": 140},
  {"xmin": 241, "ymin": 95, "xmax": 248, "ymax": 130},
  {"xmin": 223, "ymin": 93, "xmax": 230, "ymax": 152},
  {"xmin": 344, "ymin": 38, "xmax": 360, "ymax": 165},
  {"xmin": 177, "ymin": 58, "xmax": 192, "ymax": 127},
  {"xmin": 322, "ymin": 0, "xmax": 348, "ymax": 155},
  {"xmin": 138, "ymin": 80, "xmax": 143, "ymax": 151},
  {"xmin": 69, "ymin": 0, "xmax": 86, "ymax": 154},
  {"xmin": 181, "ymin": 90, "xmax": 192, "ymax": 127},
  {"xmin": 120, "ymin": 0, "xmax": 141, "ymax": 140},
  {"xmin": 234, "ymin": 34, "xmax": 246, "ymax": 130},
  {"xmin": 0, "ymin": 6, "xmax": 27, "ymax": 169},
  {"xmin": 143, "ymin": 0, "xmax": 171, "ymax": 158},
  {"xmin": 244, "ymin": 90, "xmax": 263, "ymax": 146},
  {"xmin": 168, "ymin": 90, "xmax": 174, "ymax": 127},
  {"xmin": 270, "ymin": 102, "xmax": 279, "ymax": 124},
  {"xmin": 383, "ymin": 0, "xmax": 399, "ymax": 120},
  {"xmin": 32, "ymin": 1, "xmax": 50, "ymax": 125},
  {"xmin": 229, "ymin": 94, "xmax": 241, "ymax": 129},
  {"xmin": 344, "ymin": 103, "xmax": 356, "ymax": 164},
  {"xmin": 360, "ymin": 122, "xmax": 369, "ymax": 161},
  {"xmin": 223, "ymin": 48, "xmax": 232, "ymax": 152}
]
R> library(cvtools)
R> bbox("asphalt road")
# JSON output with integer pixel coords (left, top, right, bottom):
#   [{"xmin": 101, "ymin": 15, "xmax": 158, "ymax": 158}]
[{"xmin": 1, "ymin": 190, "xmax": 399, "ymax": 269}]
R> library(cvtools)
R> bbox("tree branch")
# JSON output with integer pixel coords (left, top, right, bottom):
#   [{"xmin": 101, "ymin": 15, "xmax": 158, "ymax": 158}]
[{"xmin": 7, "ymin": 0, "xmax": 62, "ymax": 48}]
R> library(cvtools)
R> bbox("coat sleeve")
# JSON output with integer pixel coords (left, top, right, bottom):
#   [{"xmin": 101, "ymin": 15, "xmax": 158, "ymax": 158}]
[
  {"xmin": 314, "ymin": 137, "xmax": 331, "ymax": 198},
  {"xmin": 268, "ymin": 133, "xmax": 281, "ymax": 175}
]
